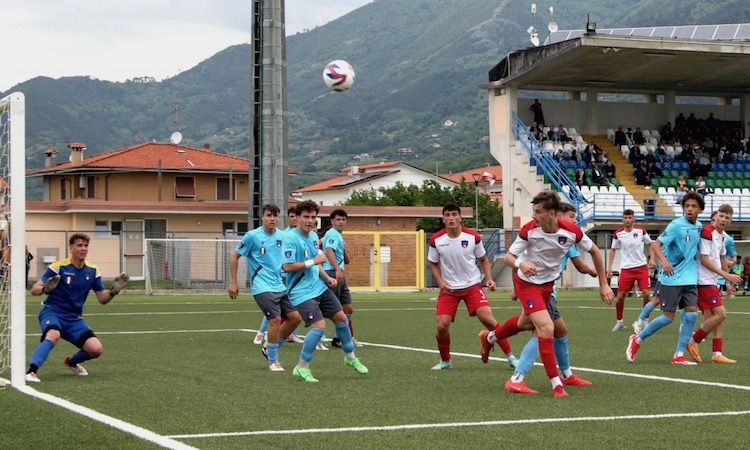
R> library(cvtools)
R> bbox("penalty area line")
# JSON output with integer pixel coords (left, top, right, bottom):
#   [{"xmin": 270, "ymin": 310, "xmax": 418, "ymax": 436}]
[
  {"xmin": 168, "ymin": 410, "xmax": 750, "ymax": 439},
  {"xmin": 18, "ymin": 385, "xmax": 196, "ymax": 450}
]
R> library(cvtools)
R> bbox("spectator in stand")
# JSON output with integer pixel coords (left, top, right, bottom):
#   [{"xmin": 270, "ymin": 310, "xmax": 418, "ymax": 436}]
[
  {"xmin": 661, "ymin": 122, "xmax": 675, "ymax": 144},
  {"xmin": 570, "ymin": 149, "xmax": 579, "ymax": 163},
  {"xmin": 604, "ymin": 161, "xmax": 617, "ymax": 178},
  {"xmin": 529, "ymin": 122, "xmax": 545, "ymax": 141},
  {"xmin": 695, "ymin": 176, "xmax": 707, "ymax": 197},
  {"xmin": 557, "ymin": 124, "xmax": 570, "ymax": 142},
  {"xmin": 530, "ymin": 99, "xmax": 545, "ymax": 127},
  {"xmin": 698, "ymin": 151, "xmax": 712, "ymax": 177},
  {"xmin": 688, "ymin": 158, "xmax": 700, "ymax": 180},
  {"xmin": 675, "ymin": 175, "xmax": 690, "ymax": 204},
  {"xmin": 647, "ymin": 162, "xmax": 662, "ymax": 179},
  {"xmin": 574, "ymin": 168, "xmax": 588, "ymax": 188},
  {"xmin": 581, "ymin": 146, "xmax": 592, "ymax": 168},
  {"xmin": 644, "ymin": 149, "xmax": 656, "ymax": 165},
  {"xmin": 675, "ymin": 113, "xmax": 686, "ymax": 130},
  {"xmin": 592, "ymin": 163, "xmax": 609, "ymax": 186},
  {"xmin": 635, "ymin": 165, "xmax": 651, "ymax": 189},
  {"xmin": 632, "ymin": 127, "xmax": 646, "ymax": 145},
  {"xmin": 614, "ymin": 126, "xmax": 628, "ymax": 149},
  {"xmin": 656, "ymin": 143, "xmax": 668, "ymax": 163},
  {"xmin": 626, "ymin": 127, "xmax": 635, "ymax": 145}
]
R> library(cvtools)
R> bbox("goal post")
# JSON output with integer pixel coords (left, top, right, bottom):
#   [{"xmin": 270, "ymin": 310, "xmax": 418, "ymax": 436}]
[{"xmin": 0, "ymin": 92, "xmax": 27, "ymax": 388}]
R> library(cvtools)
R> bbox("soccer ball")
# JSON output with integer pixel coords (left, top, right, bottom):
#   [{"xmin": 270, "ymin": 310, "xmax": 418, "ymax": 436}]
[{"xmin": 323, "ymin": 60, "xmax": 355, "ymax": 92}]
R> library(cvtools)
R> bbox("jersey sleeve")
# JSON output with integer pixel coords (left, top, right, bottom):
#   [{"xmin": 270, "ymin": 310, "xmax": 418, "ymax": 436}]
[
  {"xmin": 576, "ymin": 232, "xmax": 594, "ymax": 252},
  {"xmin": 657, "ymin": 222, "xmax": 676, "ymax": 247},
  {"xmin": 726, "ymin": 237, "xmax": 737, "ymax": 258},
  {"xmin": 611, "ymin": 233, "xmax": 621, "ymax": 249},
  {"xmin": 699, "ymin": 234, "xmax": 713, "ymax": 256},
  {"xmin": 641, "ymin": 229, "xmax": 654, "ymax": 244},
  {"xmin": 507, "ymin": 235, "xmax": 528, "ymax": 257}
]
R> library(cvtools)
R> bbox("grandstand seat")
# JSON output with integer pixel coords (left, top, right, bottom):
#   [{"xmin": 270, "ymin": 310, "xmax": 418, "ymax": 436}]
[
  {"xmin": 742, "ymin": 188, "xmax": 750, "ymax": 196},
  {"xmin": 657, "ymin": 187, "xmax": 667, "ymax": 195},
  {"xmin": 568, "ymin": 127, "xmax": 577, "ymax": 135},
  {"xmin": 667, "ymin": 187, "xmax": 676, "ymax": 194},
  {"xmin": 606, "ymin": 129, "xmax": 615, "ymax": 141},
  {"xmin": 642, "ymin": 129, "xmax": 651, "ymax": 138},
  {"xmin": 617, "ymin": 186, "xmax": 628, "ymax": 194}
]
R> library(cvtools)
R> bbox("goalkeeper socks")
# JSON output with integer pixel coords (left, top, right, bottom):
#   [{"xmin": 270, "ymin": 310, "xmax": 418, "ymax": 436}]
[
  {"xmin": 554, "ymin": 336, "xmax": 570, "ymax": 372},
  {"xmin": 258, "ymin": 316, "xmax": 270, "ymax": 333},
  {"xmin": 29, "ymin": 338, "xmax": 56, "ymax": 369},
  {"xmin": 300, "ymin": 327, "xmax": 325, "ymax": 363},
  {"xmin": 676, "ymin": 311, "xmax": 698, "ymax": 353},
  {"xmin": 68, "ymin": 349, "xmax": 96, "ymax": 366},
  {"xmin": 334, "ymin": 320, "xmax": 355, "ymax": 353},
  {"xmin": 515, "ymin": 337, "xmax": 539, "ymax": 376},
  {"xmin": 639, "ymin": 302, "xmax": 655, "ymax": 321}
]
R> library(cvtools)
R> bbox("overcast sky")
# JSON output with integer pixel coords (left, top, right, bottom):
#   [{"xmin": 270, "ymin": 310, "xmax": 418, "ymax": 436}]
[{"xmin": 1, "ymin": 0, "xmax": 371, "ymax": 92}]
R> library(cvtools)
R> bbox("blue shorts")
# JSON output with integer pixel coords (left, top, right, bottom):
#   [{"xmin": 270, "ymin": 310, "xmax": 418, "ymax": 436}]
[{"xmin": 38, "ymin": 307, "xmax": 95, "ymax": 348}]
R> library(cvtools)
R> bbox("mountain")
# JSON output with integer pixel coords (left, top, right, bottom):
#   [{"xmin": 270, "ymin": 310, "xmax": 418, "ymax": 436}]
[{"xmin": 3, "ymin": 0, "xmax": 748, "ymax": 198}]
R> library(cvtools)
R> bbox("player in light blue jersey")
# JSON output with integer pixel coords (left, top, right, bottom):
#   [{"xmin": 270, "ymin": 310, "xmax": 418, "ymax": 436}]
[
  {"xmin": 323, "ymin": 208, "xmax": 361, "ymax": 348},
  {"xmin": 506, "ymin": 203, "xmax": 597, "ymax": 394},
  {"xmin": 627, "ymin": 191, "xmax": 704, "ymax": 365},
  {"xmin": 25, "ymin": 233, "xmax": 130, "ymax": 383},
  {"xmin": 282, "ymin": 200, "xmax": 368, "ymax": 382},
  {"xmin": 229, "ymin": 204, "xmax": 302, "ymax": 372}
]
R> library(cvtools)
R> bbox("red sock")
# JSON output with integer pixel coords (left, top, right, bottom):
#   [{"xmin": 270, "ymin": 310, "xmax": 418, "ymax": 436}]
[
  {"xmin": 692, "ymin": 328, "xmax": 708, "ymax": 344},
  {"xmin": 642, "ymin": 297, "xmax": 649, "ymax": 307},
  {"xmin": 615, "ymin": 300, "xmax": 625, "ymax": 321},
  {"xmin": 436, "ymin": 333, "xmax": 451, "ymax": 361},
  {"xmin": 497, "ymin": 338, "xmax": 512, "ymax": 355},
  {"xmin": 494, "ymin": 316, "xmax": 520, "ymax": 341},
  {"xmin": 712, "ymin": 337, "xmax": 723, "ymax": 353},
  {"xmin": 348, "ymin": 318, "xmax": 354, "ymax": 337},
  {"xmin": 538, "ymin": 337, "xmax": 558, "ymax": 378}
]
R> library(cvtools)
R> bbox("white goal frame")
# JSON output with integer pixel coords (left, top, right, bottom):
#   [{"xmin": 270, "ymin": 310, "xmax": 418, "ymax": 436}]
[{"xmin": 0, "ymin": 92, "xmax": 26, "ymax": 388}]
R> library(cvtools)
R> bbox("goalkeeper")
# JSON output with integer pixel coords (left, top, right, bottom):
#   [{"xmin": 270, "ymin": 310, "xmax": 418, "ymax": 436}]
[{"xmin": 25, "ymin": 233, "xmax": 129, "ymax": 383}]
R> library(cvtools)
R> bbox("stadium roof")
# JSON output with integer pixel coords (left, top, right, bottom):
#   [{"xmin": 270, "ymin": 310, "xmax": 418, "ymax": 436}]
[{"xmin": 487, "ymin": 23, "xmax": 750, "ymax": 96}]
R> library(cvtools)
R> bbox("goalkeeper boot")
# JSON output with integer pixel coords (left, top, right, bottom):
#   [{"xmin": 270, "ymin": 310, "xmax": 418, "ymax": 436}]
[
  {"xmin": 293, "ymin": 365, "xmax": 318, "ymax": 382},
  {"xmin": 63, "ymin": 356, "xmax": 88, "ymax": 376},
  {"xmin": 25, "ymin": 372, "xmax": 41, "ymax": 383},
  {"xmin": 344, "ymin": 357, "xmax": 369, "ymax": 374}
]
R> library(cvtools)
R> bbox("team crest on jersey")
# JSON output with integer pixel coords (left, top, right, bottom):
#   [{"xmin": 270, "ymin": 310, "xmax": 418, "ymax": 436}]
[
  {"xmin": 328, "ymin": 238, "xmax": 335, "ymax": 244},
  {"xmin": 526, "ymin": 299, "xmax": 535, "ymax": 309},
  {"xmin": 558, "ymin": 236, "xmax": 567, "ymax": 245},
  {"xmin": 260, "ymin": 247, "xmax": 266, "ymax": 254},
  {"xmin": 633, "ymin": 232, "xmax": 638, "ymax": 238},
  {"xmin": 276, "ymin": 240, "xmax": 282, "ymax": 247},
  {"xmin": 285, "ymin": 251, "xmax": 292, "ymax": 258},
  {"xmin": 711, "ymin": 296, "xmax": 718, "ymax": 304},
  {"xmin": 461, "ymin": 240, "xmax": 469, "ymax": 248},
  {"xmin": 307, "ymin": 310, "xmax": 315, "ymax": 320}
]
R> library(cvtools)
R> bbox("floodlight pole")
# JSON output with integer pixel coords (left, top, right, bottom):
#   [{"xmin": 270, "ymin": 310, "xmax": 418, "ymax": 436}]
[{"xmin": 472, "ymin": 173, "xmax": 481, "ymax": 229}]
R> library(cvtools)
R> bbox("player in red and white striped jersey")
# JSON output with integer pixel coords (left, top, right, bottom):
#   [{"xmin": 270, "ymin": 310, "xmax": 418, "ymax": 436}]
[{"xmin": 606, "ymin": 209, "xmax": 655, "ymax": 332}]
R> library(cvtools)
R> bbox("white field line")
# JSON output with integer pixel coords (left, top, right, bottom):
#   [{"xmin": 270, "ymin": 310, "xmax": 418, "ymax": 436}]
[
  {"xmin": 18, "ymin": 385, "xmax": 197, "ymax": 450},
  {"xmin": 167, "ymin": 410, "xmax": 750, "ymax": 439}
]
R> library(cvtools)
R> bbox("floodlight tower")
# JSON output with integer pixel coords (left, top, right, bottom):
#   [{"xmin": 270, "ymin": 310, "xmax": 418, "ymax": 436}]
[{"xmin": 249, "ymin": 0, "xmax": 289, "ymax": 229}]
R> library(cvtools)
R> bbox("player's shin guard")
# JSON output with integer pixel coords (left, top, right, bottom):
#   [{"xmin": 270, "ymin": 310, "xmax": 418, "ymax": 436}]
[
  {"xmin": 554, "ymin": 336, "xmax": 570, "ymax": 372},
  {"xmin": 538, "ymin": 337, "xmax": 558, "ymax": 379},
  {"xmin": 335, "ymin": 320, "xmax": 355, "ymax": 353},
  {"xmin": 29, "ymin": 339, "xmax": 56, "ymax": 369},
  {"xmin": 615, "ymin": 300, "xmax": 625, "ymax": 321},
  {"xmin": 677, "ymin": 311, "xmax": 698, "ymax": 353},
  {"xmin": 497, "ymin": 338, "xmax": 512, "ymax": 356},
  {"xmin": 436, "ymin": 333, "xmax": 451, "ymax": 362},
  {"xmin": 515, "ymin": 337, "xmax": 539, "ymax": 376},
  {"xmin": 300, "ymin": 328, "xmax": 325, "ymax": 362},
  {"xmin": 639, "ymin": 302, "xmax": 656, "ymax": 321},
  {"xmin": 640, "ymin": 314, "xmax": 673, "ymax": 339},
  {"xmin": 494, "ymin": 316, "xmax": 521, "ymax": 341}
]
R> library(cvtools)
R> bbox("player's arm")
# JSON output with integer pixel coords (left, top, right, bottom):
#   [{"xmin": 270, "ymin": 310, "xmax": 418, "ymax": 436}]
[
  {"xmin": 702, "ymin": 254, "xmax": 742, "ymax": 285},
  {"xmin": 228, "ymin": 251, "xmax": 241, "ymax": 299},
  {"xmin": 650, "ymin": 240, "xmax": 673, "ymax": 275},
  {"xmin": 318, "ymin": 264, "xmax": 337, "ymax": 287},
  {"xmin": 586, "ymin": 244, "xmax": 614, "ymax": 303},
  {"xmin": 571, "ymin": 256, "xmax": 597, "ymax": 277},
  {"xmin": 325, "ymin": 246, "xmax": 344, "ymax": 283},
  {"xmin": 504, "ymin": 252, "xmax": 536, "ymax": 277},
  {"xmin": 94, "ymin": 272, "xmax": 129, "ymax": 305},
  {"xmin": 477, "ymin": 254, "xmax": 496, "ymax": 291},
  {"xmin": 429, "ymin": 261, "xmax": 451, "ymax": 292},
  {"xmin": 282, "ymin": 250, "xmax": 327, "ymax": 273}
]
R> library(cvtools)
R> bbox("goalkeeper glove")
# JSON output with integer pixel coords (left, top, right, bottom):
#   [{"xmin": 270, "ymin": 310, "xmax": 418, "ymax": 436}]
[
  {"xmin": 42, "ymin": 276, "xmax": 60, "ymax": 294},
  {"xmin": 110, "ymin": 272, "xmax": 130, "ymax": 296}
]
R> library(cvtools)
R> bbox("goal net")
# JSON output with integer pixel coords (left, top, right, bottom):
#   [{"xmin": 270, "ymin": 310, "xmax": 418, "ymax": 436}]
[
  {"xmin": 145, "ymin": 239, "xmax": 244, "ymax": 294},
  {"xmin": 0, "ymin": 92, "xmax": 26, "ymax": 387}
]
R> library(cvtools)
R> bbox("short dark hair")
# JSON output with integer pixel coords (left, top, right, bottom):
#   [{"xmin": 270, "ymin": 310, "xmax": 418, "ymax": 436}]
[
  {"xmin": 69, "ymin": 233, "xmax": 90, "ymax": 245},
  {"xmin": 623, "ymin": 209, "xmax": 634, "ymax": 217},
  {"xmin": 330, "ymin": 208, "xmax": 348, "ymax": 220},
  {"xmin": 558, "ymin": 202, "xmax": 577, "ymax": 214},
  {"xmin": 531, "ymin": 190, "xmax": 560, "ymax": 211},
  {"xmin": 262, "ymin": 203, "xmax": 280, "ymax": 216},
  {"xmin": 295, "ymin": 199, "xmax": 320, "ymax": 216},
  {"xmin": 442, "ymin": 203, "xmax": 461, "ymax": 215},
  {"xmin": 287, "ymin": 206, "xmax": 297, "ymax": 215},
  {"xmin": 681, "ymin": 191, "xmax": 705, "ymax": 210}
]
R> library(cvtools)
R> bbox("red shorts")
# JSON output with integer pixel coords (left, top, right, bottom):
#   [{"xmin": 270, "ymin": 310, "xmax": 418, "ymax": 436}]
[
  {"xmin": 697, "ymin": 285, "xmax": 723, "ymax": 311},
  {"xmin": 513, "ymin": 273, "xmax": 554, "ymax": 315},
  {"xmin": 435, "ymin": 284, "xmax": 490, "ymax": 320},
  {"xmin": 618, "ymin": 265, "xmax": 651, "ymax": 292}
]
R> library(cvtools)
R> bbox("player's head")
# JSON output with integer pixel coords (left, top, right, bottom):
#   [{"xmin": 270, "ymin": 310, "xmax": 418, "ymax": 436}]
[
  {"xmin": 68, "ymin": 233, "xmax": 90, "ymax": 260},
  {"xmin": 622, "ymin": 209, "xmax": 635, "ymax": 227},
  {"xmin": 295, "ymin": 200, "xmax": 320, "ymax": 233},
  {"xmin": 556, "ymin": 202, "xmax": 577, "ymax": 222},
  {"xmin": 260, "ymin": 204, "xmax": 280, "ymax": 230},
  {"xmin": 287, "ymin": 206, "xmax": 299, "ymax": 227},
  {"xmin": 329, "ymin": 209, "xmax": 348, "ymax": 231},
  {"xmin": 681, "ymin": 191, "xmax": 704, "ymax": 223},
  {"xmin": 713, "ymin": 204, "xmax": 734, "ymax": 231},
  {"xmin": 441, "ymin": 203, "xmax": 462, "ymax": 231},
  {"xmin": 531, "ymin": 191, "xmax": 560, "ymax": 229}
]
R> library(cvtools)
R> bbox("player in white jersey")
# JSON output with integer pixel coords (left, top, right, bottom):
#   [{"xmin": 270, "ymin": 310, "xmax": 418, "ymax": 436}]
[
  {"xmin": 492, "ymin": 191, "xmax": 613, "ymax": 397},
  {"xmin": 607, "ymin": 209, "xmax": 654, "ymax": 331},
  {"xmin": 686, "ymin": 205, "xmax": 742, "ymax": 363},
  {"xmin": 428, "ymin": 203, "xmax": 517, "ymax": 370}
]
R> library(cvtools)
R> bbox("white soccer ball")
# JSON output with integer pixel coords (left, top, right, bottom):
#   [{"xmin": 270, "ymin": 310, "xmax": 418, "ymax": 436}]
[{"xmin": 323, "ymin": 60, "xmax": 355, "ymax": 92}]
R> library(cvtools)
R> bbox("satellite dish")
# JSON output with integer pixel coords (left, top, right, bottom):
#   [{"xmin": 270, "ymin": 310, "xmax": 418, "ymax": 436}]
[
  {"xmin": 530, "ymin": 33, "xmax": 540, "ymax": 47},
  {"xmin": 548, "ymin": 21, "xmax": 558, "ymax": 32},
  {"xmin": 170, "ymin": 131, "xmax": 182, "ymax": 144}
]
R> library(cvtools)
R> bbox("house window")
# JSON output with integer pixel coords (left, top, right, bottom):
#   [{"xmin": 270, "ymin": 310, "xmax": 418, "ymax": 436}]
[
  {"xmin": 175, "ymin": 176, "xmax": 196, "ymax": 199},
  {"xmin": 222, "ymin": 221, "xmax": 248, "ymax": 237},
  {"xmin": 95, "ymin": 220, "xmax": 122, "ymax": 238},
  {"xmin": 86, "ymin": 176, "xmax": 96, "ymax": 198},
  {"xmin": 60, "ymin": 178, "xmax": 67, "ymax": 200},
  {"xmin": 217, "ymin": 178, "xmax": 235, "ymax": 200}
]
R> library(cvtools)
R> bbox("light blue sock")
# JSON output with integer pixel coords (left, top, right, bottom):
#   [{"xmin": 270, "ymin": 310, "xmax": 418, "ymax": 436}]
[
  {"xmin": 335, "ymin": 320, "xmax": 355, "ymax": 353},
  {"xmin": 30, "ymin": 338, "xmax": 55, "ymax": 369},
  {"xmin": 258, "ymin": 316, "xmax": 270, "ymax": 333},
  {"xmin": 639, "ymin": 314, "xmax": 673, "ymax": 341},
  {"xmin": 291, "ymin": 326, "xmax": 299, "ymax": 335},
  {"xmin": 679, "ymin": 308, "xmax": 686, "ymax": 328},
  {"xmin": 515, "ymin": 337, "xmax": 539, "ymax": 376},
  {"xmin": 267, "ymin": 342, "xmax": 279, "ymax": 363},
  {"xmin": 554, "ymin": 336, "xmax": 570, "ymax": 372},
  {"xmin": 639, "ymin": 302, "xmax": 656, "ymax": 321},
  {"xmin": 300, "ymin": 328, "xmax": 325, "ymax": 363},
  {"xmin": 676, "ymin": 311, "xmax": 698, "ymax": 353}
]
